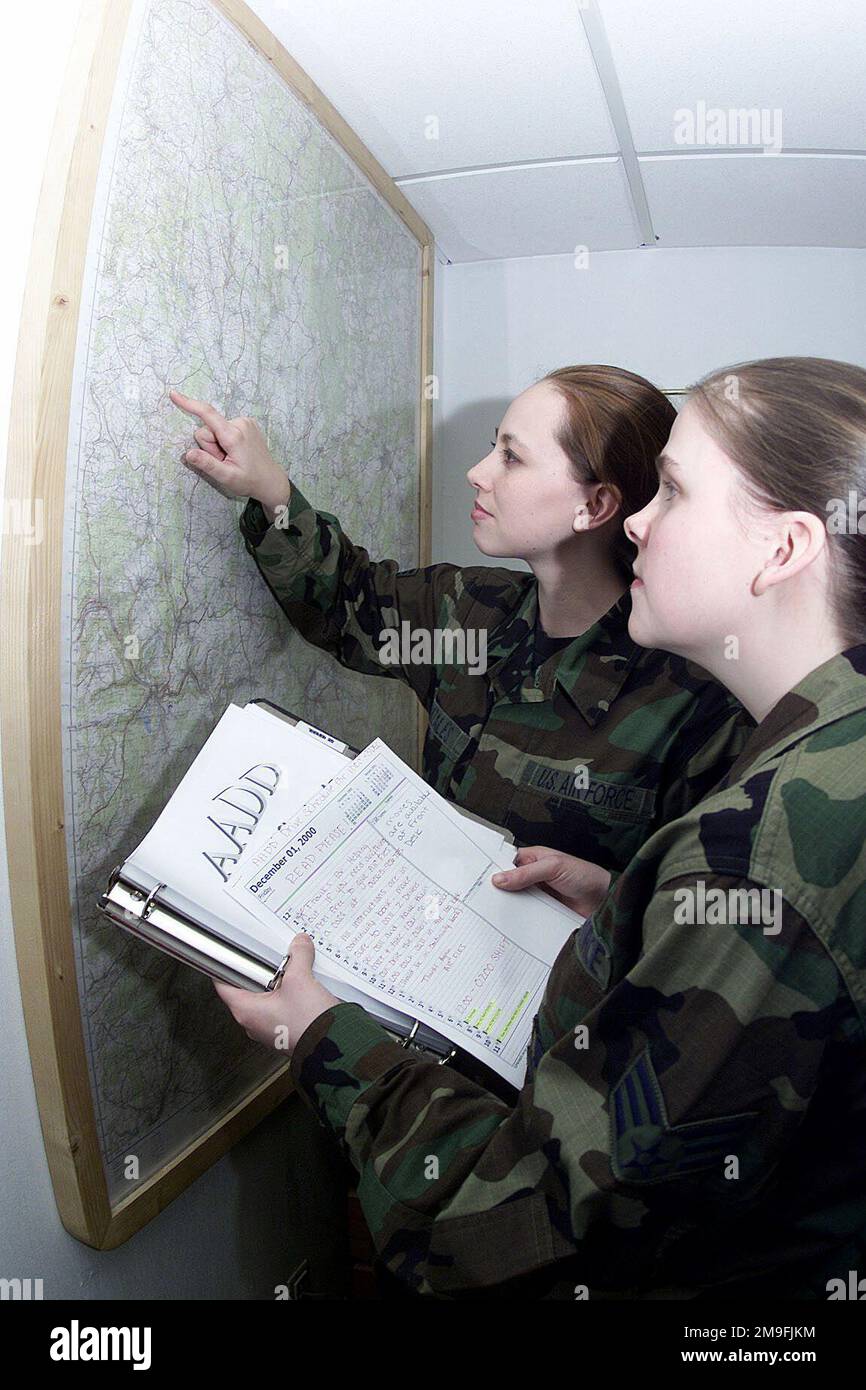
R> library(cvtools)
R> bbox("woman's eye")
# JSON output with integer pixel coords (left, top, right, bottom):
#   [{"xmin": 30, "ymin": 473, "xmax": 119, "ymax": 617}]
[
  {"xmin": 662, "ymin": 479, "xmax": 677, "ymax": 498},
  {"xmin": 489, "ymin": 440, "xmax": 518, "ymax": 463}
]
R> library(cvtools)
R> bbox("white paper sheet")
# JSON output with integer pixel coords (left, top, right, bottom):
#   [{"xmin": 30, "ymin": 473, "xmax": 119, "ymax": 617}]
[
  {"xmin": 128, "ymin": 703, "xmax": 347, "ymax": 957},
  {"xmin": 223, "ymin": 739, "xmax": 581, "ymax": 1086}
]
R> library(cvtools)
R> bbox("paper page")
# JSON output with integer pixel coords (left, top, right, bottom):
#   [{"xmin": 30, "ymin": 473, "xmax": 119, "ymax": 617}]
[
  {"xmin": 449, "ymin": 813, "xmax": 505, "ymax": 858},
  {"xmin": 128, "ymin": 704, "xmax": 348, "ymax": 957},
  {"xmin": 126, "ymin": 704, "xmax": 429, "ymax": 1008},
  {"xmin": 223, "ymin": 740, "xmax": 580, "ymax": 1086}
]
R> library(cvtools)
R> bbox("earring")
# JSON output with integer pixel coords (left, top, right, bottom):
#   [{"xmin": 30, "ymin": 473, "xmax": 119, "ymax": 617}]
[{"xmin": 573, "ymin": 505, "xmax": 589, "ymax": 533}]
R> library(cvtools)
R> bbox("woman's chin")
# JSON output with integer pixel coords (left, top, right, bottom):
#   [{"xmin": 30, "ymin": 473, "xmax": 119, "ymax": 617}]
[
  {"xmin": 471, "ymin": 527, "xmax": 502, "ymax": 556},
  {"xmin": 629, "ymin": 610, "xmax": 699, "ymax": 663},
  {"xmin": 626, "ymin": 607, "xmax": 658, "ymax": 650}
]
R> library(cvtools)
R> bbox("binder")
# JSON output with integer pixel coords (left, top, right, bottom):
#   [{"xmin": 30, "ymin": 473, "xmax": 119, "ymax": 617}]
[{"xmin": 97, "ymin": 697, "xmax": 521, "ymax": 1081}]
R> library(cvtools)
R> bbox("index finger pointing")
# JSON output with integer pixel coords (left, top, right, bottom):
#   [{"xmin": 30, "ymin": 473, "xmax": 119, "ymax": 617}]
[{"xmin": 169, "ymin": 389, "xmax": 230, "ymax": 436}]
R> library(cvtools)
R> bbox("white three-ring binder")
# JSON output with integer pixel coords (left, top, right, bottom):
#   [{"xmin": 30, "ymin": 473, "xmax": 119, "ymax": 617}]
[{"xmin": 96, "ymin": 697, "xmax": 503, "ymax": 1069}]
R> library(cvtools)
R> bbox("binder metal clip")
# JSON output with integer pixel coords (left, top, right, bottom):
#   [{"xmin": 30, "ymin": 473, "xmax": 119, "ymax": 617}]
[
  {"xmin": 437, "ymin": 1048, "xmax": 458, "ymax": 1066},
  {"xmin": 400, "ymin": 1018, "xmax": 421, "ymax": 1048},
  {"xmin": 140, "ymin": 882, "xmax": 166, "ymax": 921}
]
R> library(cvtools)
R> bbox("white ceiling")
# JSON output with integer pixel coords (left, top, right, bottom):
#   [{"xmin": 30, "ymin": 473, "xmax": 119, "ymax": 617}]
[{"xmin": 250, "ymin": 0, "xmax": 866, "ymax": 262}]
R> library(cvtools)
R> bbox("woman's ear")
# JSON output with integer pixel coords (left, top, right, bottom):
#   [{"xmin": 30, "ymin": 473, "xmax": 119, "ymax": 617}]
[{"xmin": 574, "ymin": 483, "xmax": 622, "ymax": 532}]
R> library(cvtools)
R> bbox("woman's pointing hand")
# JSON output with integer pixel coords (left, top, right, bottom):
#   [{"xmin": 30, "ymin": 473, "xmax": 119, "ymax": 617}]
[{"xmin": 169, "ymin": 389, "xmax": 292, "ymax": 515}]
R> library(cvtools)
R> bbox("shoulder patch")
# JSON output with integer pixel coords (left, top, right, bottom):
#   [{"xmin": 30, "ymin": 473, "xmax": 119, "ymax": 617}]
[
  {"xmin": 610, "ymin": 1047, "xmax": 758, "ymax": 1185},
  {"xmin": 575, "ymin": 914, "xmax": 611, "ymax": 990}
]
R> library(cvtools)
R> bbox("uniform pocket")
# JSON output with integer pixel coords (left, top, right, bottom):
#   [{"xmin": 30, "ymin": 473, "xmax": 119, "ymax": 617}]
[
  {"xmin": 356, "ymin": 1154, "xmax": 566, "ymax": 1293},
  {"xmin": 426, "ymin": 1190, "xmax": 561, "ymax": 1292}
]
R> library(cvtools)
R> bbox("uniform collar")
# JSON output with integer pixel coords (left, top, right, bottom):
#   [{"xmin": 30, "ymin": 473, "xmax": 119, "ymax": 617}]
[
  {"xmin": 485, "ymin": 583, "xmax": 641, "ymax": 724},
  {"xmin": 552, "ymin": 588, "xmax": 642, "ymax": 723},
  {"xmin": 724, "ymin": 643, "xmax": 866, "ymax": 781}
]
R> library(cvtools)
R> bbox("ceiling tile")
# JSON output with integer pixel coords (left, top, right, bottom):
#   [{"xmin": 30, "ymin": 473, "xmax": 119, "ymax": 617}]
[
  {"xmin": 249, "ymin": 0, "xmax": 617, "ymax": 175},
  {"xmin": 600, "ymin": 0, "xmax": 866, "ymax": 153},
  {"xmin": 641, "ymin": 154, "xmax": 866, "ymax": 246},
  {"xmin": 398, "ymin": 159, "xmax": 639, "ymax": 261}
]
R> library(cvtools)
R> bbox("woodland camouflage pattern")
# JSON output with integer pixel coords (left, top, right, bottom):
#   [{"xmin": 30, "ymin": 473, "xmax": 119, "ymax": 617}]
[
  {"xmin": 240, "ymin": 486, "xmax": 754, "ymax": 870},
  {"xmin": 289, "ymin": 646, "xmax": 866, "ymax": 1298}
]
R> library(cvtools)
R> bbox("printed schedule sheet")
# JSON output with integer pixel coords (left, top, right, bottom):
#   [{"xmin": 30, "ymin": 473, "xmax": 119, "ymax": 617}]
[{"xmin": 223, "ymin": 740, "xmax": 581, "ymax": 1085}]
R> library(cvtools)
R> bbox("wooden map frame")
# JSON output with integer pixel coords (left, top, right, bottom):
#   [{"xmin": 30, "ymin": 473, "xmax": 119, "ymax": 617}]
[{"xmin": 1, "ymin": 0, "xmax": 433, "ymax": 1249}]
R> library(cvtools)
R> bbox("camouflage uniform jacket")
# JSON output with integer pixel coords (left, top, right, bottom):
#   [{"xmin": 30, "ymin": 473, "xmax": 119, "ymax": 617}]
[
  {"xmin": 289, "ymin": 645, "xmax": 866, "ymax": 1299},
  {"xmin": 240, "ymin": 486, "xmax": 753, "ymax": 871}
]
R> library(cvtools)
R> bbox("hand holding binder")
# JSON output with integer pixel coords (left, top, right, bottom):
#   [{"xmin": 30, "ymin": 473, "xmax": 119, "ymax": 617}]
[
  {"xmin": 98, "ymin": 699, "xmax": 581, "ymax": 1089},
  {"xmin": 212, "ymin": 930, "xmax": 340, "ymax": 1052}
]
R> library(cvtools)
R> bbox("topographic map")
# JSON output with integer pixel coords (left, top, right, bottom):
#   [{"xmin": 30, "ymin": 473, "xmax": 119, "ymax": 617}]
[{"xmin": 62, "ymin": 0, "xmax": 422, "ymax": 1198}]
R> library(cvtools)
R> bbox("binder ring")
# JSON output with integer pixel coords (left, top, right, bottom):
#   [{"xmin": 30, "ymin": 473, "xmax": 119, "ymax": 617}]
[
  {"xmin": 400, "ymin": 1018, "xmax": 421, "ymax": 1048},
  {"xmin": 140, "ymin": 882, "xmax": 166, "ymax": 921},
  {"xmin": 437, "ymin": 1048, "xmax": 458, "ymax": 1067}
]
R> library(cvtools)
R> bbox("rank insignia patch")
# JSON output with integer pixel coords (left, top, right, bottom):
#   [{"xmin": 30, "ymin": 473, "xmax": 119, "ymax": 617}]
[{"xmin": 610, "ymin": 1048, "xmax": 758, "ymax": 1184}]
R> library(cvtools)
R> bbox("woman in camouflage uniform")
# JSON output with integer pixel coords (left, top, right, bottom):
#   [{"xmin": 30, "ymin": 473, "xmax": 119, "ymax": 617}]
[
  {"xmin": 171, "ymin": 365, "xmax": 751, "ymax": 876},
  {"xmin": 214, "ymin": 356, "xmax": 866, "ymax": 1300}
]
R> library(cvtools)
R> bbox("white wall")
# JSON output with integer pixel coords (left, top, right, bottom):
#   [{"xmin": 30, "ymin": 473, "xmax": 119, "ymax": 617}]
[{"xmin": 432, "ymin": 246, "xmax": 866, "ymax": 567}]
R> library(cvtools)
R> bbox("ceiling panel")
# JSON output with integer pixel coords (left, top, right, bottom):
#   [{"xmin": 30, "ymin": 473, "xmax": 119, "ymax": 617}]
[
  {"xmin": 641, "ymin": 154, "xmax": 866, "ymax": 247},
  {"xmin": 246, "ymin": 0, "xmax": 866, "ymax": 259},
  {"xmin": 249, "ymin": 0, "xmax": 617, "ymax": 175},
  {"xmin": 600, "ymin": 0, "xmax": 866, "ymax": 153},
  {"xmin": 399, "ymin": 159, "xmax": 639, "ymax": 261}
]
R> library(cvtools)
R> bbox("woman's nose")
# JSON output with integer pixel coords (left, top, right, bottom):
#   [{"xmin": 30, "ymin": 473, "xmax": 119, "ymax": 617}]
[
  {"xmin": 467, "ymin": 457, "xmax": 491, "ymax": 489},
  {"xmin": 623, "ymin": 504, "xmax": 648, "ymax": 546}
]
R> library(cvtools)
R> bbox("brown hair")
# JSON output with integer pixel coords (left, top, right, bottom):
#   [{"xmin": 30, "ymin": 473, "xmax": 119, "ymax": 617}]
[
  {"xmin": 689, "ymin": 356, "xmax": 866, "ymax": 647},
  {"xmin": 541, "ymin": 364, "xmax": 676, "ymax": 577}
]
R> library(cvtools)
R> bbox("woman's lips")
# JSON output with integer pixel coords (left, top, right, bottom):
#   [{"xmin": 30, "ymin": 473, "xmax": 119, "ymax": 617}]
[{"xmin": 471, "ymin": 503, "xmax": 493, "ymax": 521}]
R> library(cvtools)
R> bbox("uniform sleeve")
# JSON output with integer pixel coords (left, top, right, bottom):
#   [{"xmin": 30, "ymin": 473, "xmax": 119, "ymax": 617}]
[
  {"xmin": 655, "ymin": 697, "xmax": 756, "ymax": 826},
  {"xmin": 239, "ymin": 485, "xmax": 465, "ymax": 708},
  {"xmin": 288, "ymin": 871, "xmax": 843, "ymax": 1296}
]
